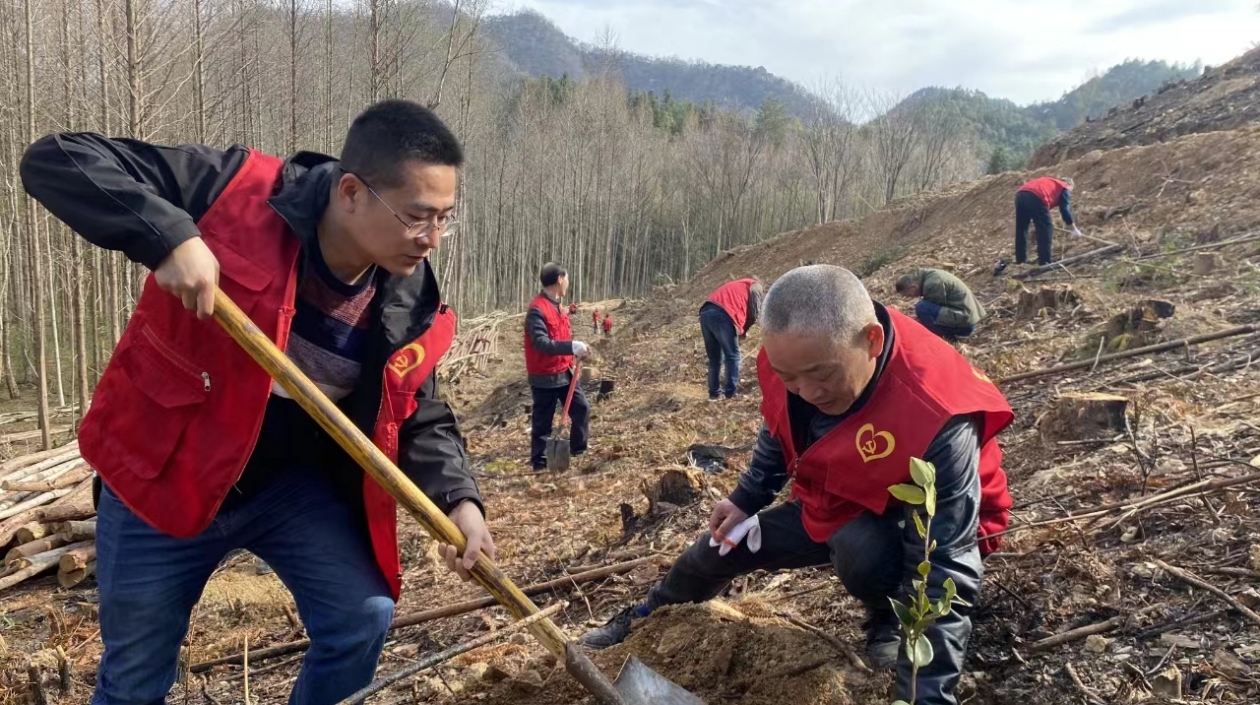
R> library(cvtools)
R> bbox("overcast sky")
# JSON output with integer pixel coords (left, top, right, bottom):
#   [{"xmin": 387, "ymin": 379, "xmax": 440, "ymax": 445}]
[{"xmin": 498, "ymin": 0, "xmax": 1260, "ymax": 105}]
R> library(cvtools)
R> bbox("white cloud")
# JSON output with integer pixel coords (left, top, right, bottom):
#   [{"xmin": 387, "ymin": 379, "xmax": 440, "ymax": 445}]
[{"xmin": 497, "ymin": 0, "xmax": 1260, "ymax": 103}]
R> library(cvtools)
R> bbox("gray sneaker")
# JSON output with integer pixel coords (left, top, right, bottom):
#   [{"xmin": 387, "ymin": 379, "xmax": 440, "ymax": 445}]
[
  {"xmin": 579, "ymin": 605, "xmax": 642, "ymax": 650},
  {"xmin": 863, "ymin": 608, "xmax": 902, "ymax": 670}
]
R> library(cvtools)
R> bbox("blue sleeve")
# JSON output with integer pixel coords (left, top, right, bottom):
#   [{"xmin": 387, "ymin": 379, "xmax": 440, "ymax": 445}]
[{"xmin": 1058, "ymin": 189, "xmax": 1074, "ymax": 227}]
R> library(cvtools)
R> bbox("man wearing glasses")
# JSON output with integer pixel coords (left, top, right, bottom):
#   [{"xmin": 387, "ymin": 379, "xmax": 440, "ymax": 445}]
[{"xmin": 21, "ymin": 100, "xmax": 492, "ymax": 705}]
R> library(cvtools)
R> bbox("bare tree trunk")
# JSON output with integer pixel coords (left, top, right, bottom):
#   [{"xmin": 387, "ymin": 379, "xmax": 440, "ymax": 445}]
[{"xmin": 24, "ymin": 0, "xmax": 52, "ymax": 450}]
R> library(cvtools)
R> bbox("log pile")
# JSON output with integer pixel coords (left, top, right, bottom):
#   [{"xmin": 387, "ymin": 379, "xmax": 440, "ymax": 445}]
[{"xmin": 0, "ymin": 443, "xmax": 98, "ymax": 591}]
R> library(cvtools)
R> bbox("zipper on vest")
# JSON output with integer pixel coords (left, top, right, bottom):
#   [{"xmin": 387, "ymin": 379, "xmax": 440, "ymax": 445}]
[{"xmin": 202, "ymin": 372, "xmax": 211, "ymax": 391}]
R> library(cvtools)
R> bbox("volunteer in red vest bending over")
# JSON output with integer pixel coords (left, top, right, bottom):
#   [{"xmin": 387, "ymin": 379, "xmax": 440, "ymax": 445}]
[
  {"xmin": 524, "ymin": 262, "xmax": 591, "ymax": 470},
  {"xmin": 21, "ymin": 100, "xmax": 494, "ymax": 705},
  {"xmin": 581, "ymin": 265, "xmax": 1013, "ymax": 705},
  {"xmin": 1015, "ymin": 175, "xmax": 1081, "ymax": 266},
  {"xmin": 700, "ymin": 277, "xmax": 764, "ymax": 401}
]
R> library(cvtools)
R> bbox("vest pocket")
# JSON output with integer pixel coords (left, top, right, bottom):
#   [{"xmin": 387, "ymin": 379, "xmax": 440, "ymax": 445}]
[{"xmin": 113, "ymin": 325, "xmax": 209, "ymax": 479}]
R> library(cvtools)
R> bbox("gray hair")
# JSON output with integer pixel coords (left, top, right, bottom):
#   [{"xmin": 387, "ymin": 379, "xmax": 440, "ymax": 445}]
[{"xmin": 762, "ymin": 265, "xmax": 877, "ymax": 345}]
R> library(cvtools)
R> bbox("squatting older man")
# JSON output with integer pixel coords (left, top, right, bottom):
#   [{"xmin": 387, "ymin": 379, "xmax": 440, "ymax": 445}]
[{"xmin": 580, "ymin": 265, "xmax": 1015, "ymax": 705}]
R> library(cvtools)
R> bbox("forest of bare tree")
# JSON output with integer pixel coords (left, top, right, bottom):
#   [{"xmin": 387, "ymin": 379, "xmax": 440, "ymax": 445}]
[{"xmin": 0, "ymin": 0, "xmax": 982, "ymax": 442}]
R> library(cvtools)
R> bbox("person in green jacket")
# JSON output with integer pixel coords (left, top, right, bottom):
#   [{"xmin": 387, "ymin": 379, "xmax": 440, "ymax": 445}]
[{"xmin": 895, "ymin": 268, "xmax": 985, "ymax": 339}]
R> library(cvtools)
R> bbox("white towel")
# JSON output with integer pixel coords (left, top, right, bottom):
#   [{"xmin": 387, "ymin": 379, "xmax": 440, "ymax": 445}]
[{"xmin": 708, "ymin": 515, "xmax": 762, "ymax": 556}]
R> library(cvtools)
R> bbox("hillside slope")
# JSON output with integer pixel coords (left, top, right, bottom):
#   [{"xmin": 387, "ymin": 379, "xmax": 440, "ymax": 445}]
[{"xmin": 1031, "ymin": 47, "xmax": 1260, "ymax": 168}]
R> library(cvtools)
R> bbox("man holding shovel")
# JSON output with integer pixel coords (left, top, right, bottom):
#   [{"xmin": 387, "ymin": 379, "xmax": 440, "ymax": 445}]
[
  {"xmin": 21, "ymin": 100, "xmax": 494, "ymax": 705},
  {"xmin": 581, "ymin": 265, "xmax": 1014, "ymax": 705},
  {"xmin": 525, "ymin": 262, "xmax": 591, "ymax": 471}
]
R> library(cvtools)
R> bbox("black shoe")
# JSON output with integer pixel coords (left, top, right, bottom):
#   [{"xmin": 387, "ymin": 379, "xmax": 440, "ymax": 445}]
[
  {"xmin": 579, "ymin": 604, "xmax": 643, "ymax": 650},
  {"xmin": 863, "ymin": 608, "xmax": 901, "ymax": 671}
]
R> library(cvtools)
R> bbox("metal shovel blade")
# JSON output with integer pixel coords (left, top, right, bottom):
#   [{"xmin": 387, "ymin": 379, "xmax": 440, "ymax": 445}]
[
  {"xmin": 614, "ymin": 656, "xmax": 706, "ymax": 705},
  {"xmin": 545, "ymin": 435, "xmax": 571, "ymax": 472}
]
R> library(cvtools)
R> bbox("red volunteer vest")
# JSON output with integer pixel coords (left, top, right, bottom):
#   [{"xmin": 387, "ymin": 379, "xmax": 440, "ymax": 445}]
[
  {"xmin": 602, "ymin": 316, "xmax": 613, "ymax": 332},
  {"xmin": 707, "ymin": 278, "xmax": 756, "ymax": 334},
  {"xmin": 79, "ymin": 150, "xmax": 457, "ymax": 599},
  {"xmin": 524, "ymin": 294, "xmax": 572, "ymax": 375},
  {"xmin": 758, "ymin": 308, "xmax": 1014, "ymax": 554},
  {"xmin": 1018, "ymin": 176, "xmax": 1070, "ymax": 209}
]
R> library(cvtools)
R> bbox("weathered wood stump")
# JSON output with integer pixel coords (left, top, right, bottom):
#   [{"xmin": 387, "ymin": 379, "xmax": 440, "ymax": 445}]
[
  {"xmin": 1194, "ymin": 252, "xmax": 1217, "ymax": 276},
  {"xmin": 1016, "ymin": 285, "xmax": 1081, "ymax": 319},
  {"xmin": 642, "ymin": 468, "xmax": 710, "ymax": 510},
  {"xmin": 1038, "ymin": 392, "xmax": 1130, "ymax": 445}
]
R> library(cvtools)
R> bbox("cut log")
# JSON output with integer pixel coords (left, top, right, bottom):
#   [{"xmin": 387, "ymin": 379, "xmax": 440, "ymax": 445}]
[
  {"xmin": 642, "ymin": 468, "xmax": 710, "ymax": 510},
  {"xmin": 6, "ymin": 535, "xmax": 71, "ymax": 566},
  {"xmin": 1016, "ymin": 285, "xmax": 1081, "ymax": 319},
  {"xmin": 0, "ymin": 427, "xmax": 72, "ymax": 444},
  {"xmin": 1194, "ymin": 252, "xmax": 1217, "ymax": 276},
  {"xmin": 0, "ymin": 452, "xmax": 82, "ymax": 488},
  {"xmin": 2, "ymin": 462, "xmax": 90, "ymax": 492},
  {"xmin": 0, "ymin": 541, "xmax": 92, "ymax": 591},
  {"xmin": 1038, "ymin": 393, "xmax": 1130, "ymax": 445},
  {"xmin": 14, "ymin": 523, "xmax": 51, "ymax": 545},
  {"xmin": 57, "ymin": 560, "xmax": 95, "ymax": 589},
  {"xmin": 0, "ymin": 443, "xmax": 78, "ymax": 476},
  {"xmin": 1015, "ymin": 243, "xmax": 1125, "ymax": 280},
  {"xmin": 50, "ymin": 520, "xmax": 96, "ymax": 542},
  {"xmin": 58, "ymin": 544, "xmax": 95, "ymax": 574},
  {"xmin": 0, "ymin": 489, "xmax": 73, "ymax": 521},
  {"xmin": 0, "ymin": 478, "xmax": 94, "ymax": 548}
]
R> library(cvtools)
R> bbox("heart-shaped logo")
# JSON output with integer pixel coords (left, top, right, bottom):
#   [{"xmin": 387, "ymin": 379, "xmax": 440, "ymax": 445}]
[
  {"xmin": 388, "ymin": 342, "xmax": 427, "ymax": 379},
  {"xmin": 855, "ymin": 423, "xmax": 896, "ymax": 463}
]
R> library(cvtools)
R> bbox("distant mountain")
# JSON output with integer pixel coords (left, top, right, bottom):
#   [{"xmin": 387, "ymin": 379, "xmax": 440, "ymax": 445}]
[
  {"xmin": 890, "ymin": 60, "xmax": 1203, "ymax": 167},
  {"xmin": 482, "ymin": 10, "xmax": 821, "ymax": 116}
]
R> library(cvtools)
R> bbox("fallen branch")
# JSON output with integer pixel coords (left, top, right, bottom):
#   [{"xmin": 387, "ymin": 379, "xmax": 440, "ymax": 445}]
[
  {"xmin": 990, "ymin": 471, "xmax": 1260, "ymax": 539},
  {"xmin": 1134, "ymin": 231, "xmax": 1260, "ymax": 261},
  {"xmin": 339, "ymin": 601, "xmax": 566, "ymax": 705},
  {"xmin": 1014, "ymin": 243, "xmax": 1125, "ymax": 280},
  {"xmin": 192, "ymin": 554, "xmax": 665, "ymax": 671},
  {"xmin": 1064, "ymin": 662, "xmax": 1105, "ymax": 705},
  {"xmin": 1153, "ymin": 560, "xmax": 1260, "ymax": 628},
  {"xmin": 1028, "ymin": 604, "xmax": 1162, "ymax": 652},
  {"xmin": 998, "ymin": 325, "xmax": 1257, "ymax": 384},
  {"xmin": 0, "ymin": 427, "xmax": 72, "ymax": 444},
  {"xmin": 1200, "ymin": 566, "xmax": 1260, "ymax": 581},
  {"xmin": 782, "ymin": 614, "xmax": 872, "ymax": 674}
]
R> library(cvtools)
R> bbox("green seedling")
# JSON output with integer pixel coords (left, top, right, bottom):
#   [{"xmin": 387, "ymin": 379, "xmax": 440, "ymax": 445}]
[{"xmin": 888, "ymin": 457, "xmax": 971, "ymax": 705}]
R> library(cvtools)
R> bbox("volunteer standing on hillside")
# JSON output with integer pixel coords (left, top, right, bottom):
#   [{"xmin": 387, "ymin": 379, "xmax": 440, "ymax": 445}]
[
  {"xmin": 581, "ymin": 265, "xmax": 1014, "ymax": 705},
  {"xmin": 524, "ymin": 262, "xmax": 591, "ymax": 471},
  {"xmin": 1014, "ymin": 175, "xmax": 1081, "ymax": 266},
  {"xmin": 895, "ymin": 268, "xmax": 985, "ymax": 339},
  {"xmin": 20, "ymin": 100, "xmax": 494, "ymax": 705},
  {"xmin": 699, "ymin": 277, "xmax": 764, "ymax": 401}
]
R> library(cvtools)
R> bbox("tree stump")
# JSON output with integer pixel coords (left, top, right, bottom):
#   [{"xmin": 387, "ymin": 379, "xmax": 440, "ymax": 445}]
[
  {"xmin": 1038, "ymin": 393, "xmax": 1130, "ymax": 445},
  {"xmin": 1016, "ymin": 285, "xmax": 1081, "ymax": 319},
  {"xmin": 1194, "ymin": 252, "xmax": 1217, "ymax": 276},
  {"xmin": 642, "ymin": 469, "xmax": 710, "ymax": 511}
]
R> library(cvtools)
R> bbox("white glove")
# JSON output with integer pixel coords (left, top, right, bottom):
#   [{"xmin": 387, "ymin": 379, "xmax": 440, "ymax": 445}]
[
  {"xmin": 1071, "ymin": 227, "xmax": 1083, "ymax": 239},
  {"xmin": 571, "ymin": 341, "xmax": 589, "ymax": 359},
  {"xmin": 708, "ymin": 515, "xmax": 762, "ymax": 556}
]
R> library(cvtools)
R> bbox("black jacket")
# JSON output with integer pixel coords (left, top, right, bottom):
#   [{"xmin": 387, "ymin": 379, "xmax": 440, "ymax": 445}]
[{"xmin": 20, "ymin": 133, "xmax": 482, "ymax": 516}]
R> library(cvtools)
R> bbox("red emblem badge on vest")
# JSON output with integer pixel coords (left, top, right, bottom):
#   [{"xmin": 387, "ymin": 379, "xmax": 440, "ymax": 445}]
[
  {"xmin": 388, "ymin": 343, "xmax": 427, "ymax": 380},
  {"xmin": 856, "ymin": 423, "xmax": 896, "ymax": 463}
]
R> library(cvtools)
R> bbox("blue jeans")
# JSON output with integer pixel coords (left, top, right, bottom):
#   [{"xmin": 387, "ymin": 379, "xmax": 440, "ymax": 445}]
[
  {"xmin": 914, "ymin": 300, "xmax": 974, "ymax": 339},
  {"xmin": 93, "ymin": 466, "xmax": 395, "ymax": 705},
  {"xmin": 699, "ymin": 305, "xmax": 740, "ymax": 398}
]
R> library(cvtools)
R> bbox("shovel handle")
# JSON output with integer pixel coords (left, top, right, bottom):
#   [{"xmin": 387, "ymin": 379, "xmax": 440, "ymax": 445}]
[
  {"xmin": 210, "ymin": 289, "xmax": 590, "ymax": 669},
  {"xmin": 557, "ymin": 360, "xmax": 583, "ymax": 430}
]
